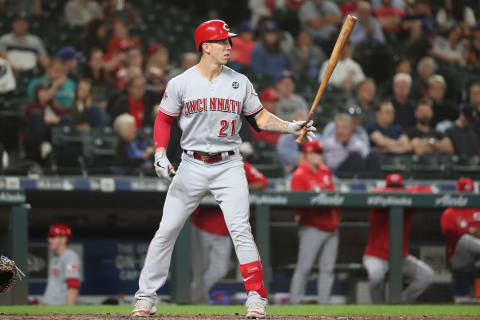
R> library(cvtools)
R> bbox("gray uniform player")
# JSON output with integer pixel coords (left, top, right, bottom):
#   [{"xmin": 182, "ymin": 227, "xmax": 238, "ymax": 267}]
[
  {"xmin": 43, "ymin": 224, "xmax": 80, "ymax": 305},
  {"xmin": 131, "ymin": 19, "xmax": 316, "ymax": 318}
]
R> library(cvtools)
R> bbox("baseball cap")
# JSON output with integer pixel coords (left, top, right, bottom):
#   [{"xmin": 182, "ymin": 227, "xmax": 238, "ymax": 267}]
[
  {"xmin": 386, "ymin": 173, "xmax": 404, "ymax": 187},
  {"xmin": 456, "ymin": 177, "xmax": 474, "ymax": 192},
  {"xmin": 302, "ymin": 140, "xmax": 323, "ymax": 154},
  {"xmin": 260, "ymin": 88, "xmax": 278, "ymax": 102},
  {"xmin": 421, "ymin": 17, "xmax": 438, "ymax": 35},
  {"xmin": 11, "ymin": 11, "xmax": 29, "ymax": 22},
  {"xmin": 57, "ymin": 46, "xmax": 83, "ymax": 61},
  {"xmin": 276, "ymin": 70, "xmax": 294, "ymax": 83},
  {"xmin": 148, "ymin": 43, "xmax": 165, "ymax": 57},
  {"xmin": 47, "ymin": 224, "xmax": 72, "ymax": 239},
  {"xmin": 261, "ymin": 20, "xmax": 279, "ymax": 33}
]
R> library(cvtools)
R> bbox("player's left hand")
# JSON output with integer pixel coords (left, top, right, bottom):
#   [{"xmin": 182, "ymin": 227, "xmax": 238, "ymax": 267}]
[
  {"xmin": 154, "ymin": 151, "xmax": 176, "ymax": 181},
  {"xmin": 287, "ymin": 120, "xmax": 316, "ymax": 141}
]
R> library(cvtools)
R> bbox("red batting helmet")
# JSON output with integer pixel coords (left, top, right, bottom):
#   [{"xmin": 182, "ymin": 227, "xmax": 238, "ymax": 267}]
[
  {"xmin": 195, "ymin": 19, "xmax": 237, "ymax": 52},
  {"xmin": 48, "ymin": 224, "xmax": 72, "ymax": 239},
  {"xmin": 386, "ymin": 173, "xmax": 404, "ymax": 188},
  {"xmin": 456, "ymin": 177, "xmax": 474, "ymax": 192}
]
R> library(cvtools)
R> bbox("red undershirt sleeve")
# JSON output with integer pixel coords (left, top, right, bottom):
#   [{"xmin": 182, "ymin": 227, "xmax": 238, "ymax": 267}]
[
  {"xmin": 66, "ymin": 278, "xmax": 80, "ymax": 289},
  {"xmin": 154, "ymin": 110, "xmax": 176, "ymax": 149}
]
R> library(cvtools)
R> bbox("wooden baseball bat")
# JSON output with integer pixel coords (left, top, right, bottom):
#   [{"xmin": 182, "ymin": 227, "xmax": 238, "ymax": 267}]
[{"xmin": 296, "ymin": 14, "xmax": 358, "ymax": 144}]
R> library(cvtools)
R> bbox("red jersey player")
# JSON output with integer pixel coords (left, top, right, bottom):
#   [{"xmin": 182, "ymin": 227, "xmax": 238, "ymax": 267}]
[
  {"xmin": 190, "ymin": 161, "xmax": 268, "ymax": 303},
  {"xmin": 289, "ymin": 140, "xmax": 340, "ymax": 304},
  {"xmin": 363, "ymin": 173, "xmax": 434, "ymax": 303}
]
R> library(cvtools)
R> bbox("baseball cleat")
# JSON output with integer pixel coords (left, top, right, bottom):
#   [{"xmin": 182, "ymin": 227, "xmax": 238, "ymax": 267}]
[
  {"xmin": 131, "ymin": 299, "xmax": 157, "ymax": 317},
  {"xmin": 245, "ymin": 292, "xmax": 267, "ymax": 319}
]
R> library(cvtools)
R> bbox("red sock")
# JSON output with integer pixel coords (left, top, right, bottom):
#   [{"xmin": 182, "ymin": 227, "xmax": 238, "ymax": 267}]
[{"xmin": 240, "ymin": 261, "xmax": 268, "ymax": 298}]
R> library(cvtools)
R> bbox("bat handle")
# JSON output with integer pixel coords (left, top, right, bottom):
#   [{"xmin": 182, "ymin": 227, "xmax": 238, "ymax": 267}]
[{"xmin": 295, "ymin": 127, "xmax": 308, "ymax": 145}]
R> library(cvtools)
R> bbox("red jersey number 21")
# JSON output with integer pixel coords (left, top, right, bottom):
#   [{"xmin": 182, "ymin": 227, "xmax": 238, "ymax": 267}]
[{"xmin": 218, "ymin": 119, "xmax": 236, "ymax": 137}]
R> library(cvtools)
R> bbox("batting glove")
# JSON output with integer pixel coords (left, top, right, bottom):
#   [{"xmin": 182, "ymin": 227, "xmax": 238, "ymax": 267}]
[
  {"xmin": 287, "ymin": 120, "xmax": 317, "ymax": 142},
  {"xmin": 154, "ymin": 151, "xmax": 176, "ymax": 181}
]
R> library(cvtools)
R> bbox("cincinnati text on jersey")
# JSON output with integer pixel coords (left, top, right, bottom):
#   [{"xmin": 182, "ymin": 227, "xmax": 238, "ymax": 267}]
[{"xmin": 183, "ymin": 98, "xmax": 242, "ymax": 116}]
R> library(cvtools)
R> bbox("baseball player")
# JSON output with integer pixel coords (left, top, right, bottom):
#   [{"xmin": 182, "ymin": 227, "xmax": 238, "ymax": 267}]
[
  {"xmin": 289, "ymin": 140, "xmax": 340, "ymax": 304},
  {"xmin": 132, "ymin": 19, "xmax": 316, "ymax": 318},
  {"xmin": 43, "ymin": 224, "xmax": 81, "ymax": 305},
  {"xmin": 441, "ymin": 178, "xmax": 480, "ymax": 272},
  {"xmin": 191, "ymin": 161, "xmax": 268, "ymax": 304},
  {"xmin": 363, "ymin": 174, "xmax": 435, "ymax": 304}
]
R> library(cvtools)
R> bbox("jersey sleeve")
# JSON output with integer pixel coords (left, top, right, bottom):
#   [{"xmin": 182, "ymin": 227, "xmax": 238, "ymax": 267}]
[
  {"xmin": 290, "ymin": 172, "xmax": 308, "ymax": 191},
  {"xmin": 244, "ymin": 162, "xmax": 268, "ymax": 188},
  {"xmin": 242, "ymin": 78, "xmax": 263, "ymax": 116},
  {"xmin": 63, "ymin": 251, "xmax": 80, "ymax": 280},
  {"xmin": 158, "ymin": 79, "xmax": 182, "ymax": 117}
]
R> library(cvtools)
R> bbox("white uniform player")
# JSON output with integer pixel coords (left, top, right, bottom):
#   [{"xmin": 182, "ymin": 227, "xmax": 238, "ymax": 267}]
[{"xmin": 131, "ymin": 19, "xmax": 316, "ymax": 318}]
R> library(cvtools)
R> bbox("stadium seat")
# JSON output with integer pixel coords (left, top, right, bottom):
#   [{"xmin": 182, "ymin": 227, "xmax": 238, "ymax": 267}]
[
  {"xmin": 51, "ymin": 125, "xmax": 89, "ymax": 174},
  {"xmin": 409, "ymin": 154, "xmax": 446, "ymax": 179},
  {"xmin": 85, "ymin": 127, "xmax": 118, "ymax": 175}
]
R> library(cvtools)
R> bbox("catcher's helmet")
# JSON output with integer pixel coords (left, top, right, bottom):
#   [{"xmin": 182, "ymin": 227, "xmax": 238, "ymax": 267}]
[
  {"xmin": 195, "ymin": 19, "xmax": 237, "ymax": 52},
  {"xmin": 48, "ymin": 224, "xmax": 72, "ymax": 238}
]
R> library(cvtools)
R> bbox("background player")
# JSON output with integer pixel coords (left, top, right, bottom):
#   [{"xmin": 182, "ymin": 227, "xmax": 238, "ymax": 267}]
[
  {"xmin": 441, "ymin": 177, "xmax": 480, "ymax": 300},
  {"xmin": 289, "ymin": 140, "xmax": 340, "ymax": 304},
  {"xmin": 42, "ymin": 224, "xmax": 80, "ymax": 305},
  {"xmin": 132, "ymin": 19, "xmax": 316, "ymax": 318},
  {"xmin": 363, "ymin": 174, "xmax": 434, "ymax": 304},
  {"xmin": 191, "ymin": 161, "xmax": 268, "ymax": 304}
]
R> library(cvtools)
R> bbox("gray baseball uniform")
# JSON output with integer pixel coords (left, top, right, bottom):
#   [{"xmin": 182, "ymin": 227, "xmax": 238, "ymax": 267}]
[
  {"xmin": 43, "ymin": 249, "xmax": 80, "ymax": 305},
  {"xmin": 135, "ymin": 65, "xmax": 264, "ymax": 304},
  {"xmin": 363, "ymin": 254, "xmax": 434, "ymax": 303}
]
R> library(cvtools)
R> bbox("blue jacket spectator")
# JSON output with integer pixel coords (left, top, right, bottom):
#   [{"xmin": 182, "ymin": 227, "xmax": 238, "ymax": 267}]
[
  {"xmin": 350, "ymin": 1, "xmax": 385, "ymax": 47},
  {"xmin": 251, "ymin": 20, "xmax": 289, "ymax": 79}
]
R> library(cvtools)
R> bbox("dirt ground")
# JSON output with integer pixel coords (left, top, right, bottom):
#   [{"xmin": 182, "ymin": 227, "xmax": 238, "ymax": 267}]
[{"xmin": 1, "ymin": 315, "xmax": 480, "ymax": 320}]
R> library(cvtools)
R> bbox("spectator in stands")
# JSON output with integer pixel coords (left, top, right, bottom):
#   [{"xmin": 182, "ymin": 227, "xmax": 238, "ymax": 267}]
[
  {"xmin": 319, "ymin": 41, "xmax": 365, "ymax": 91},
  {"xmin": 24, "ymin": 83, "xmax": 65, "ymax": 165},
  {"xmin": 379, "ymin": 56, "xmax": 413, "ymax": 99},
  {"xmin": 109, "ymin": 75, "xmax": 155, "ymax": 129},
  {"xmin": 57, "ymin": 46, "xmax": 83, "ymax": 82},
  {"xmin": 1, "ymin": 0, "xmax": 43, "ymax": 16},
  {"xmin": 146, "ymin": 43, "xmax": 172, "ymax": 80},
  {"xmin": 230, "ymin": 21, "xmax": 256, "ymax": 69},
  {"xmin": 27, "ymin": 58, "xmax": 77, "ymax": 108},
  {"xmin": 298, "ymin": 0, "xmax": 342, "ymax": 48},
  {"xmin": 169, "ymin": 52, "xmax": 199, "ymax": 79},
  {"xmin": 406, "ymin": 17, "xmax": 438, "ymax": 66},
  {"xmin": 368, "ymin": 100, "xmax": 411, "ymax": 154},
  {"xmin": 275, "ymin": 71, "xmax": 309, "ymax": 122},
  {"xmin": 288, "ymin": 29, "xmax": 326, "ymax": 80},
  {"xmin": 435, "ymin": 0, "xmax": 476, "ymax": 32},
  {"xmin": 411, "ymin": 56, "xmax": 436, "ymax": 99},
  {"xmin": 350, "ymin": 1, "xmax": 385, "ymax": 47},
  {"xmin": 64, "ymin": 79, "xmax": 105, "ymax": 131},
  {"xmin": 371, "ymin": 0, "xmax": 404, "ymax": 9},
  {"xmin": 0, "ymin": 12, "xmax": 49, "ymax": 71},
  {"xmin": 114, "ymin": 46, "xmax": 145, "ymax": 89},
  {"xmin": 323, "ymin": 113, "xmax": 381, "ymax": 177},
  {"xmin": 43, "ymin": 224, "xmax": 81, "ymax": 305},
  {"xmin": 363, "ymin": 173, "xmax": 434, "ymax": 304},
  {"xmin": 444, "ymin": 104, "xmax": 480, "ymax": 163},
  {"xmin": 82, "ymin": 48, "xmax": 114, "ymax": 109},
  {"xmin": 80, "ymin": 19, "xmax": 108, "ymax": 54},
  {"xmin": 64, "ymin": 0, "xmax": 103, "ymax": 27},
  {"xmin": 251, "ymin": 20, "xmax": 289, "ymax": 79},
  {"xmin": 349, "ymin": 77, "xmax": 377, "ymax": 126},
  {"xmin": 0, "ymin": 57, "xmax": 16, "ymax": 94},
  {"xmin": 432, "ymin": 24, "xmax": 468, "ymax": 65},
  {"xmin": 106, "ymin": 19, "xmax": 141, "ymax": 56},
  {"xmin": 191, "ymin": 161, "xmax": 268, "ymax": 304},
  {"xmin": 323, "ymin": 104, "xmax": 369, "ymax": 149},
  {"xmin": 389, "ymin": 73, "xmax": 416, "ymax": 129},
  {"xmin": 427, "ymin": 74, "xmax": 457, "ymax": 128},
  {"xmin": 339, "ymin": 0, "xmax": 357, "ymax": 16},
  {"xmin": 289, "ymin": 139, "xmax": 340, "ymax": 304},
  {"xmin": 113, "ymin": 113, "xmax": 154, "ymax": 173},
  {"xmin": 406, "ymin": 99, "xmax": 453, "ymax": 155},
  {"xmin": 467, "ymin": 82, "xmax": 480, "ymax": 136},
  {"xmin": 441, "ymin": 178, "xmax": 480, "ymax": 296},
  {"xmin": 373, "ymin": 0, "xmax": 405, "ymax": 35},
  {"xmin": 101, "ymin": 0, "xmax": 142, "ymax": 26},
  {"xmin": 467, "ymin": 23, "xmax": 480, "ymax": 69},
  {"xmin": 401, "ymin": 0, "xmax": 432, "ymax": 41},
  {"xmin": 250, "ymin": 88, "xmax": 282, "ymax": 144}
]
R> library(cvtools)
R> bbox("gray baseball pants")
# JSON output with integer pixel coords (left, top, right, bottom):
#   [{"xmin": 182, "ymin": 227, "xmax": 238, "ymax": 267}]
[{"xmin": 450, "ymin": 234, "xmax": 480, "ymax": 270}]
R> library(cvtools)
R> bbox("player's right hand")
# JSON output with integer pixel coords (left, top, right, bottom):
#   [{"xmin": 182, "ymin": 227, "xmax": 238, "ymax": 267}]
[{"xmin": 154, "ymin": 151, "xmax": 176, "ymax": 181}]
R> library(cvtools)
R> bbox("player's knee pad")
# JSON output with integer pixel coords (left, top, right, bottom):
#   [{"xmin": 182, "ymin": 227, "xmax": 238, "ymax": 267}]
[{"xmin": 240, "ymin": 261, "xmax": 267, "ymax": 298}]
